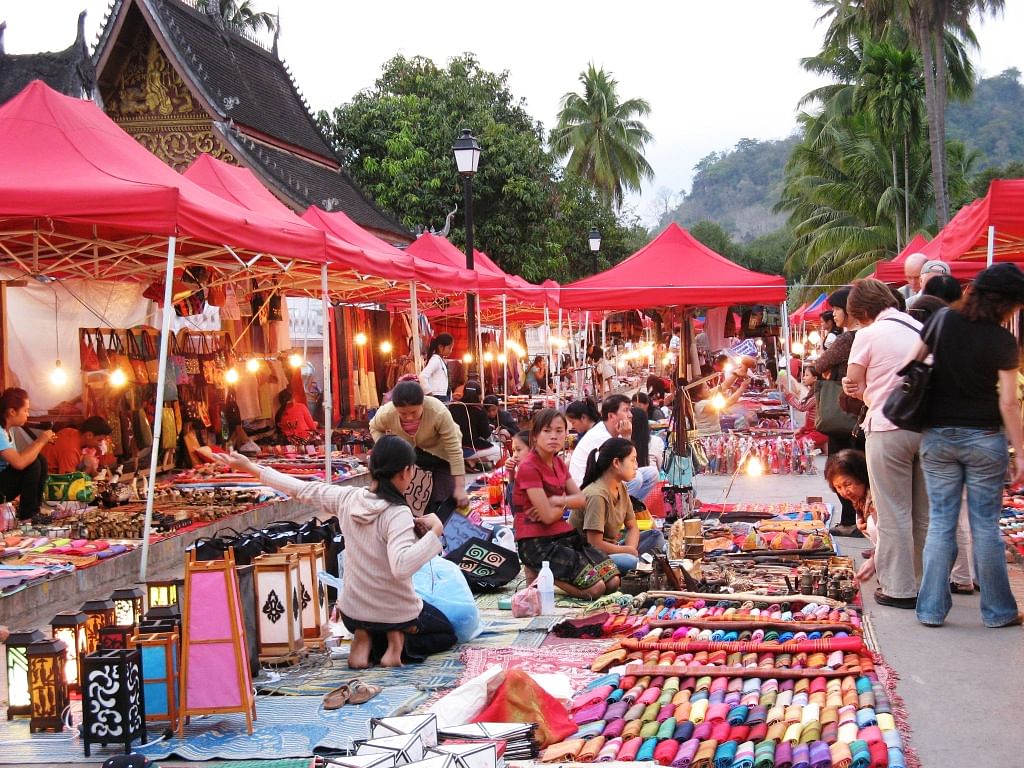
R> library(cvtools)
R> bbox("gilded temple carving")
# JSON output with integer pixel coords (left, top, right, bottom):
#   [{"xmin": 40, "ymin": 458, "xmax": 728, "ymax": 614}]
[{"xmin": 106, "ymin": 35, "xmax": 236, "ymax": 171}]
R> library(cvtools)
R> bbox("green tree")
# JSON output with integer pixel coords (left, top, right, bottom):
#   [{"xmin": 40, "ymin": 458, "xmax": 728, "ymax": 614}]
[
  {"xmin": 549, "ymin": 64, "xmax": 654, "ymax": 210},
  {"xmin": 198, "ymin": 0, "xmax": 277, "ymax": 33},
  {"xmin": 317, "ymin": 54, "xmax": 642, "ymax": 282}
]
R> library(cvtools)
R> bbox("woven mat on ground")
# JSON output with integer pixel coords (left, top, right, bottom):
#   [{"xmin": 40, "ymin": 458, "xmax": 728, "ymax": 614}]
[
  {"xmin": 256, "ymin": 614, "xmax": 553, "ymax": 697},
  {"xmin": 460, "ymin": 641, "xmax": 602, "ymax": 690},
  {"xmin": 155, "ymin": 760, "xmax": 315, "ymax": 768},
  {"xmin": 0, "ymin": 687, "xmax": 417, "ymax": 764}
]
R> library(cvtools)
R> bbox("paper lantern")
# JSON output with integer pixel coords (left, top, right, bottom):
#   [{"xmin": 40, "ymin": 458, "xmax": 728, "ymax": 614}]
[
  {"xmin": 280, "ymin": 542, "xmax": 329, "ymax": 647},
  {"xmin": 28, "ymin": 638, "xmax": 69, "ymax": 733},
  {"xmin": 80, "ymin": 599, "xmax": 116, "ymax": 654},
  {"xmin": 146, "ymin": 578, "xmax": 184, "ymax": 611},
  {"xmin": 137, "ymin": 618, "xmax": 178, "ymax": 637},
  {"xmin": 429, "ymin": 743, "xmax": 498, "ymax": 768},
  {"xmin": 50, "ymin": 611, "xmax": 88, "ymax": 691},
  {"xmin": 372, "ymin": 713, "xmax": 439, "ymax": 746},
  {"xmin": 130, "ymin": 631, "xmax": 179, "ymax": 728},
  {"xmin": 330, "ymin": 755, "xmax": 398, "ymax": 768},
  {"xmin": 99, "ymin": 625, "xmax": 135, "ymax": 651},
  {"xmin": 5, "ymin": 628, "xmax": 43, "ymax": 719},
  {"xmin": 356, "ymin": 733, "xmax": 426, "ymax": 765},
  {"xmin": 81, "ymin": 648, "xmax": 147, "ymax": 756},
  {"xmin": 110, "ymin": 586, "xmax": 146, "ymax": 626},
  {"xmin": 252, "ymin": 551, "xmax": 304, "ymax": 660}
]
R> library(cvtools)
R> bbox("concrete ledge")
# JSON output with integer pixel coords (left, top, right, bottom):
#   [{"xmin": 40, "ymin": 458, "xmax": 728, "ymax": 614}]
[{"xmin": 0, "ymin": 472, "xmax": 369, "ymax": 631}]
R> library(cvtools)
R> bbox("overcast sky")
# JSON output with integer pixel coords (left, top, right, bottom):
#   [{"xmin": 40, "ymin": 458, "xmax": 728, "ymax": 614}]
[{"xmin": 4, "ymin": 1, "xmax": 1022, "ymax": 223}]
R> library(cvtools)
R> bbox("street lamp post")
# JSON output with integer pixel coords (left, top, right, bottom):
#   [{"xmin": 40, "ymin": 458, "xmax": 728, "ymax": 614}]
[
  {"xmin": 588, "ymin": 227, "xmax": 601, "ymax": 274},
  {"xmin": 453, "ymin": 128, "xmax": 482, "ymax": 383}
]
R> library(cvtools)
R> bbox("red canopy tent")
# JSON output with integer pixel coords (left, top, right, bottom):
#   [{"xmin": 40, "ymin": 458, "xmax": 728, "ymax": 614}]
[
  {"xmin": 872, "ymin": 234, "xmax": 930, "ymax": 283},
  {"xmin": 791, "ymin": 293, "xmax": 829, "ymax": 323},
  {"xmin": 557, "ymin": 223, "xmax": 787, "ymax": 310}
]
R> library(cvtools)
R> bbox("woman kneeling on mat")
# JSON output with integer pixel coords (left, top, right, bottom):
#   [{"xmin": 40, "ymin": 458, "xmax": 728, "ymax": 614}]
[
  {"xmin": 215, "ymin": 436, "xmax": 456, "ymax": 669},
  {"xmin": 512, "ymin": 408, "xmax": 620, "ymax": 599}
]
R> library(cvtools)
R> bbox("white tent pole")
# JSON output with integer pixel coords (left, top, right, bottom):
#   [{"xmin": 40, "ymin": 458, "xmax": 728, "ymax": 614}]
[
  {"xmin": 501, "ymin": 294, "xmax": 508, "ymax": 399},
  {"xmin": 555, "ymin": 308, "xmax": 563, "ymax": 404},
  {"xmin": 544, "ymin": 305, "xmax": 552, "ymax": 395},
  {"xmin": 476, "ymin": 297, "xmax": 484, "ymax": 387},
  {"xmin": 322, "ymin": 264, "xmax": 333, "ymax": 482},
  {"xmin": 139, "ymin": 236, "xmax": 177, "ymax": 581},
  {"xmin": 409, "ymin": 281, "xmax": 421, "ymax": 370},
  {"xmin": 302, "ymin": 295, "xmax": 310, "ymax": 362},
  {"xmin": 987, "ymin": 225, "xmax": 996, "ymax": 267}
]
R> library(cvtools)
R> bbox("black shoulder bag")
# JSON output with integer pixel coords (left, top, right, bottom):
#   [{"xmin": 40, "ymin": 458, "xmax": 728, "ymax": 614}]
[{"xmin": 882, "ymin": 309, "xmax": 950, "ymax": 432}]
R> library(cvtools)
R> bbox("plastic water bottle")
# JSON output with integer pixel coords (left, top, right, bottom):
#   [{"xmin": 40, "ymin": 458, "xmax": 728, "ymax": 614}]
[{"xmin": 537, "ymin": 561, "xmax": 555, "ymax": 614}]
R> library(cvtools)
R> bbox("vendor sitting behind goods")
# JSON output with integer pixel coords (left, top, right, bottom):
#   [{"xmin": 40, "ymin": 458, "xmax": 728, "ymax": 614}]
[
  {"xmin": 42, "ymin": 415, "xmax": 115, "ymax": 476},
  {"xmin": 0, "ymin": 388, "xmax": 53, "ymax": 520},
  {"xmin": 369, "ymin": 381, "xmax": 468, "ymax": 508},
  {"xmin": 276, "ymin": 388, "xmax": 317, "ymax": 441},
  {"xmin": 693, "ymin": 378, "xmax": 749, "ymax": 436},
  {"xmin": 483, "ymin": 394, "xmax": 519, "ymax": 437},
  {"xmin": 449, "ymin": 381, "xmax": 501, "ymax": 467}
]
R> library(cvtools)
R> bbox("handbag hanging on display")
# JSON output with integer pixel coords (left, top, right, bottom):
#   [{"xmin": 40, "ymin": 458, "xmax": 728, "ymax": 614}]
[
  {"xmin": 79, "ymin": 329, "xmax": 101, "ymax": 372},
  {"xmin": 126, "ymin": 328, "xmax": 151, "ymax": 384},
  {"xmin": 883, "ymin": 308, "xmax": 950, "ymax": 432},
  {"xmin": 107, "ymin": 330, "xmax": 136, "ymax": 384}
]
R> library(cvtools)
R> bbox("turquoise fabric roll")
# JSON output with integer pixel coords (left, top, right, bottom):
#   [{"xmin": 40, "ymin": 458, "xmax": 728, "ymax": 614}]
[
  {"xmin": 637, "ymin": 737, "xmax": 659, "ymax": 762},
  {"xmin": 849, "ymin": 739, "xmax": 871, "ymax": 768},
  {"xmin": 714, "ymin": 740, "xmax": 738, "ymax": 768}
]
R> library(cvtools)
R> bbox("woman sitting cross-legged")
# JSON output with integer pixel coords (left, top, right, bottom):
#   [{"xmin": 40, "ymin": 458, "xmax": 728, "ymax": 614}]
[
  {"xmin": 0, "ymin": 388, "xmax": 54, "ymax": 521},
  {"xmin": 512, "ymin": 408, "xmax": 620, "ymax": 599},
  {"xmin": 572, "ymin": 437, "xmax": 666, "ymax": 573},
  {"xmin": 215, "ymin": 436, "xmax": 457, "ymax": 668}
]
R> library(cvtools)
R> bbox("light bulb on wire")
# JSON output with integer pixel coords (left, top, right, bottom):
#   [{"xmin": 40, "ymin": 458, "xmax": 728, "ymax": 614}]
[
  {"xmin": 808, "ymin": 330, "xmax": 822, "ymax": 345},
  {"xmin": 288, "ymin": 353, "xmax": 303, "ymax": 369},
  {"xmin": 497, "ymin": 354, "xmax": 507, "ymax": 364},
  {"xmin": 380, "ymin": 340, "xmax": 393, "ymax": 354},
  {"xmin": 354, "ymin": 332, "xmax": 368, "ymax": 346},
  {"xmin": 747, "ymin": 456, "xmax": 764, "ymax": 476},
  {"xmin": 246, "ymin": 358, "xmax": 261, "ymax": 373},
  {"xmin": 483, "ymin": 352, "xmax": 494, "ymax": 363},
  {"xmin": 224, "ymin": 368, "xmax": 239, "ymax": 385},
  {"xmin": 49, "ymin": 360, "xmax": 68, "ymax": 387},
  {"xmin": 110, "ymin": 368, "xmax": 127, "ymax": 388},
  {"xmin": 462, "ymin": 353, "xmax": 473, "ymax": 364},
  {"xmin": 791, "ymin": 341, "xmax": 806, "ymax": 356},
  {"xmin": 711, "ymin": 393, "xmax": 727, "ymax": 411}
]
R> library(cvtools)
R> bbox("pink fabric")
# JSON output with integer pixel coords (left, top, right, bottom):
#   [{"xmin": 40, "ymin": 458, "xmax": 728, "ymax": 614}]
[{"xmin": 848, "ymin": 308, "xmax": 922, "ymax": 432}]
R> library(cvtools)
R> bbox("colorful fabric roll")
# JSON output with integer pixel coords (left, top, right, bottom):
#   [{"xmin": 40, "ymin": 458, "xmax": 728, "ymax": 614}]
[
  {"xmin": 713, "ymin": 739, "xmax": 737, "ymax": 768},
  {"xmin": 624, "ymin": 702, "xmax": 646, "ymax": 721},
  {"xmin": 659, "ymin": 703, "xmax": 678, "ymax": 721},
  {"xmin": 597, "ymin": 737, "xmax": 622, "ymax": 762},
  {"xmin": 672, "ymin": 738, "xmax": 700, "ymax": 768},
  {"xmin": 640, "ymin": 686, "xmax": 664, "ymax": 705},
  {"xmin": 799, "ymin": 721, "xmax": 821, "ymax": 743},
  {"xmin": 622, "ymin": 719, "xmax": 644, "ymax": 739},
  {"xmin": 867, "ymin": 741, "xmax": 888, "ymax": 768},
  {"xmin": 654, "ymin": 739, "xmax": 681, "ymax": 766},
  {"xmin": 603, "ymin": 718, "xmax": 625, "ymax": 739},
  {"xmin": 690, "ymin": 699, "xmax": 710, "ymax": 723},
  {"xmin": 747, "ymin": 722, "xmax": 768, "ymax": 742},
  {"xmin": 837, "ymin": 721, "xmax": 859, "ymax": 743},
  {"xmin": 829, "ymin": 740, "xmax": 853, "ymax": 768},
  {"xmin": 783, "ymin": 722, "xmax": 803, "ymax": 744},
  {"xmin": 728, "ymin": 705, "xmax": 750, "ymax": 725},
  {"xmin": 748, "ymin": 705, "xmax": 768, "ymax": 725},
  {"xmin": 693, "ymin": 738, "xmax": 719, "ymax": 768},
  {"xmin": 754, "ymin": 740, "xmax": 776, "ymax": 768},
  {"xmin": 605, "ymin": 700, "xmax": 630, "ymax": 721},
  {"xmin": 808, "ymin": 741, "xmax": 831, "ymax": 768},
  {"xmin": 766, "ymin": 721, "xmax": 787, "ymax": 742},
  {"xmin": 616, "ymin": 736, "xmax": 643, "ymax": 761},
  {"xmin": 640, "ymin": 720, "xmax": 661, "ymax": 739},
  {"xmin": 729, "ymin": 724, "xmax": 751, "ymax": 743},
  {"xmin": 693, "ymin": 722, "xmax": 713, "ymax": 741},
  {"xmin": 887, "ymin": 747, "xmax": 906, "ymax": 768},
  {"xmin": 820, "ymin": 721, "xmax": 838, "ymax": 743},
  {"xmin": 774, "ymin": 740, "xmax": 793, "ymax": 768},
  {"xmin": 877, "ymin": 713, "xmax": 896, "ymax": 732},
  {"xmin": 673, "ymin": 721, "xmax": 695, "ymax": 742},
  {"xmin": 882, "ymin": 729, "xmax": 902, "ymax": 749},
  {"xmin": 638, "ymin": 737, "xmax": 659, "ymax": 761},
  {"xmin": 710, "ymin": 721, "xmax": 732, "ymax": 743},
  {"xmin": 790, "ymin": 742, "xmax": 809, "ymax": 768},
  {"xmin": 707, "ymin": 703, "xmax": 731, "ymax": 725},
  {"xmin": 732, "ymin": 740, "xmax": 755, "ymax": 768},
  {"xmin": 541, "ymin": 739, "xmax": 584, "ymax": 763},
  {"xmin": 578, "ymin": 736, "xmax": 606, "ymax": 762},
  {"xmin": 855, "ymin": 708, "xmax": 877, "ymax": 728},
  {"xmin": 657, "ymin": 718, "xmax": 678, "ymax": 740},
  {"xmin": 848, "ymin": 739, "xmax": 870, "ymax": 768},
  {"xmin": 573, "ymin": 720, "xmax": 605, "ymax": 740}
]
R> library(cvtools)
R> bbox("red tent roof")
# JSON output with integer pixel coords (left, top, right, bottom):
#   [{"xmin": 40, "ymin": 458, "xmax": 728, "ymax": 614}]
[
  {"xmin": 872, "ymin": 234, "xmax": 931, "ymax": 282},
  {"xmin": 0, "ymin": 81, "xmax": 332, "ymax": 265},
  {"xmin": 558, "ymin": 223, "xmax": 787, "ymax": 310}
]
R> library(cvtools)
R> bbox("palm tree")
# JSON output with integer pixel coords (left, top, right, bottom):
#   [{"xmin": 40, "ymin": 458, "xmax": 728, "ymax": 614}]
[
  {"xmin": 199, "ymin": 0, "xmax": 278, "ymax": 35},
  {"xmin": 550, "ymin": 64, "xmax": 653, "ymax": 209}
]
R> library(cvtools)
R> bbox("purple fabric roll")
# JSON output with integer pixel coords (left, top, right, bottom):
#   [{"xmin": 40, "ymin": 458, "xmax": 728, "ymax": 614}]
[
  {"xmin": 602, "ymin": 718, "xmax": 626, "ymax": 739},
  {"xmin": 808, "ymin": 740, "xmax": 831, "ymax": 768},
  {"xmin": 671, "ymin": 738, "xmax": 700, "ymax": 768}
]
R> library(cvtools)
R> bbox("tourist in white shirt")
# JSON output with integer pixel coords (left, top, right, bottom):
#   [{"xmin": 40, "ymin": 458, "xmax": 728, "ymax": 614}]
[
  {"xmin": 419, "ymin": 333, "xmax": 453, "ymax": 402},
  {"xmin": 569, "ymin": 394, "xmax": 658, "ymax": 501}
]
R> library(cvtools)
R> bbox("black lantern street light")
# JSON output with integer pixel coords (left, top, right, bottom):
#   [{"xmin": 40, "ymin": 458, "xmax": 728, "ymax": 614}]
[
  {"xmin": 453, "ymin": 128, "xmax": 482, "ymax": 382},
  {"xmin": 589, "ymin": 227, "xmax": 601, "ymax": 274}
]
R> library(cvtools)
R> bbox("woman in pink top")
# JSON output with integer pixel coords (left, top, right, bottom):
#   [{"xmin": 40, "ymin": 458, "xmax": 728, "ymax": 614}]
[
  {"xmin": 275, "ymin": 388, "xmax": 317, "ymax": 441},
  {"xmin": 512, "ymin": 409, "xmax": 619, "ymax": 599}
]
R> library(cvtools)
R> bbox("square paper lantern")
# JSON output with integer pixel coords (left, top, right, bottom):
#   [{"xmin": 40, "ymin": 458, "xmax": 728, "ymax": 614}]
[
  {"xmin": 99, "ymin": 625, "xmax": 135, "ymax": 651},
  {"xmin": 50, "ymin": 611, "xmax": 89, "ymax": 692},
  {"xmin": 110, "ymin": 587, "xmax": 146, "ymax": 626},
  {"xmin": 356, "ymin": 733, "xmax": 426, "ymax": 765},
  {"xmin": 137, "ymin": 618, "xmax": 178, "ymax": 637},
  {"xmin": 429, "ymin": 743, "xmax": 498, "ymax": 768},
  {"xmin": 146, "ymin": 578, "xmax": 184, "ymax": 612},
  {"xmin": 252, "ymin": 552, "xmax": 304, "ymax": 659},
  {"xmin": 402, "ymin": 757, "xmax": 455, "ymax": 768},
  {"xmin": 130, "ymin": 631, "xmax": 179, "ymax": 728},
  {"xmin": 372, "ymin": 713, "xmax": 439, "ymax": 746},
  {"xmin": 331, "ymin": 755, "xmax": 398, "ymax": 768},
  {"xmin": 280, "ymin": 542, "xmax": 329, "ymax": 647},
  {"xmin": 28, "ymin": 639, "xmax": 69, "ymax": 733},
  {"xmin": 81, "ymin": 648, "xmax": 147, "ymax": 756},
  {"xmin": 80, "ymin": 599, "xmax": 116, "ymax": 654},
  {"xmin": 5, "ymin": 629, "xmax": 43, "ymax": 719}
]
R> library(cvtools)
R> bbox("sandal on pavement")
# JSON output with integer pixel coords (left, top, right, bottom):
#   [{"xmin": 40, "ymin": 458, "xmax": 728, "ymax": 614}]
[
  {"xmin": 347, "ymin": 679, "xmax": 383, "ymax": 704},
  {"xmin": 873, "ymin": 589, "xmax": 917, "ymax": 609},
  {"xmin": 323, "ymin": 683, "xmax": 351, "ymax": 710},
  {"xmin": 949, "ymin": 582, "xmax": 975, "ymax": 595}
]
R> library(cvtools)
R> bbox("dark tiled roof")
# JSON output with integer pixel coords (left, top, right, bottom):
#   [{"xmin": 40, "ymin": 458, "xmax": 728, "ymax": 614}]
[
  {"xmin": 148, "ymin": 0, "xmax": 333, "ymax": 160},
  {"xmin": 0, "ymin": 13, "xmax": 96, "ymax": 106},
  {"xmin": 216, "ymin": 124, "xmax": 411, "ymax": 242}
]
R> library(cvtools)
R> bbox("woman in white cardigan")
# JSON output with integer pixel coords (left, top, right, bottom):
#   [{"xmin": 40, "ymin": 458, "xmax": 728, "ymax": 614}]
[{"xmin": 419, "ymin": 333, "xmax": 454, "ymax": 401}]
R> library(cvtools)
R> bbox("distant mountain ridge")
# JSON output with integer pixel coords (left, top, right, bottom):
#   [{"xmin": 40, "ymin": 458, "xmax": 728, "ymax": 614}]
[{"xmin": 662, "ymin": 68, "xmax": 1024, "ymax": 240}]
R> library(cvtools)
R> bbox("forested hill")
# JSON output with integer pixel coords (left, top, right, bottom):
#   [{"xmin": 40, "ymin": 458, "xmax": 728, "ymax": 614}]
[
  {"xmin": 660, "ymin": 136, "xmax": 798, "ymax": 241},
  {"xmin": 947, "ymin": 68, "xmax": 1024, "ymax": 170},
  {"xmin": 662, "ymin": 69, "xmax": 1024, "ymax": 241}
]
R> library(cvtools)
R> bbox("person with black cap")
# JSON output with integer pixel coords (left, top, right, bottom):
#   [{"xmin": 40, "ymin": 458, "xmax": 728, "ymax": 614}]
[
  {"xmin": 449, "ymin": 381, "xmax": 500, "ymax": 467},
  {"xmin": 483, "ymin": 394, "xmax": 519, "ymax": 437},
  {"xmin": 811, "ymin": 285, "xmax": 862, "ymax": 535},
  {"xmin": 915, "ymin": 262, "xmax": 1024, "ymax": 628}
]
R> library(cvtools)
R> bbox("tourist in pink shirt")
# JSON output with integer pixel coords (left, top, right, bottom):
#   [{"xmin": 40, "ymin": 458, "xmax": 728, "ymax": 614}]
[{"xmin": 842, "ymin": 279, "xmax": 928, "ymax": 609}]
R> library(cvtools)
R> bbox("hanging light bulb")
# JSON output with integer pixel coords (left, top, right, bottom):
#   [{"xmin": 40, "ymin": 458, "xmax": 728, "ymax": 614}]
[
  {"xmin": 497, "ymin": 353, "xmax": 507, "ymax": 364},
  {"xmin": 483, "ymin": 352, "xmax": 494, "ymax": 363},
  {"xmin": 224, "ymin": 368, "xmax": 239, "ymax": 385},
  {"xmin": 49, "ymin": 360, "xmax": 68, "ymax": 387},
  {"xmin": 462, "ymin": 353, "xmax": 473, "ymax": 364},
  {"xmin": 808, "ymin": 330, "xmax": 822, "ymax": 345},
  {"xmin": 380, "ymin": 340, "xmax": 393, "ymax": 354},
  {"xmin": 747, "ymin": 456, "xmax": 764, "ymax": 476},
  {"xmin": 354, "ymin": 332, "xmax": 368, "ymax": 346},
  {"xmin": 245, "ymin": 358, "xmax": 261, "ymax": 373},
  {"xmin": 711, "ymin": 392, "xmax": 727, "ymax": 411},
  {"xmin": 791, "ymin": 340, "xmax": 806, "ymax": 356},
  {"xmin": 723, "ymin": 362, "xmax": 735, "ymax": 373},
  {"xmin": 109, "ymin": 369, "xmax": 127, "ymax": 388},
  {"xmin": 288, "ymin": 353, "xmax": 303, "ymax": 368}
]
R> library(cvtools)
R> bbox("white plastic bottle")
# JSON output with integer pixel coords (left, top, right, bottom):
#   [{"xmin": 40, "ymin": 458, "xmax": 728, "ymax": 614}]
[{"xmin": 536, "ymin": 561, "xmax": 555, "ymax": 614}]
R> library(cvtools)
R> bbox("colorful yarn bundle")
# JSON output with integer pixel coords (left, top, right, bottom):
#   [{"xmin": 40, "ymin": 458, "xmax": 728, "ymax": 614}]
[{"xmin": 544, "ymin": 637, "xmax": 906, "ymax": 767}]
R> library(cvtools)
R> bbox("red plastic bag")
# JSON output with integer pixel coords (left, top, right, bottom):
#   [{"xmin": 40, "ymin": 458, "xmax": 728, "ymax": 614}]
[{"xmin": 472, "ymin": 667, "xmax": 575, "ymax": 747}]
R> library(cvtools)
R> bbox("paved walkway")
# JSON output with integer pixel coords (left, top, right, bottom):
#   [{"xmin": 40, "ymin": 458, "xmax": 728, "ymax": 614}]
[{"xmin": 695, "ymin": 462, "xmax": 1024, "ymax": 768}]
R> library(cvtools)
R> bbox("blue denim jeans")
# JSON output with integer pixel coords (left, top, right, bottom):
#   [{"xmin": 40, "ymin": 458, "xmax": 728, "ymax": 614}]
[
  {"xmin": 917, "ymin": 427, "xmax": 1020, "ymax": 627},
  {"xmin": 609, "ymin": 529, "xmax": 666, "ymax": 572},
  {"xmin": 626, "ymin": 465, "xmax": 659, "ymax": 502}
]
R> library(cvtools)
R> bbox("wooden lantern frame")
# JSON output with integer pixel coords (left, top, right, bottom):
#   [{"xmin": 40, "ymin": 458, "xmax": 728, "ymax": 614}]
[
  {"xmin": 130, "ymin": 630, "xmax": 179, "ymax": 729},
  {"xmin": 28, "ymin": 638, "xmax": 70, "ymax": 733},
  {"xmin": 110, "ymin": 586, "xmax": 146, "ymax": 627},
  {"xmin": 252, "ymin": 551, "xmax": 305, "ymax": 661},
  {"xmin": 5, "ymin": 628, "xmax": 43, "ymax": 719},
  {"xmin": 80, "ymin": 599, "xmax": 116, "ymax": 654},
  {"xmin": 280, "ymin": 542, "xmax": 329, "ymax": 647},
  {"xmin": 50, "ymin": 611, "xmax": 89, "ymax": 692},
  {"xmin": 81, "ymin": 648, "xmax": 147, "ymax": 756},
  {"xmin": 146, "ymin": 577, "xmax": 184, "ymax": 612}
]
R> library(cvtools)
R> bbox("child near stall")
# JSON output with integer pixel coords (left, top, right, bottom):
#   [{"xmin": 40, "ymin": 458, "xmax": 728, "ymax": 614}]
[
  {"xmin": 783, "ymin": 365, "xmax": 829, "ymax": 451},
  {"xmin": 503, "ymin": 429, "xmax": 531, "ymax": 508},
  {"xmin": 512, "ymin": 409, "xmax": 620, "ymax": 599}
]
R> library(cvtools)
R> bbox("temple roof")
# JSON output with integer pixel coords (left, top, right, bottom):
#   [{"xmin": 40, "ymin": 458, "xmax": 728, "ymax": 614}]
[
  {"xmin": 0, "ymin": 12, "xmax": 97, "ymax": 106},
  {"xmin": 94, "ymin": 0, "xmax": 410, "ymax": 241}
]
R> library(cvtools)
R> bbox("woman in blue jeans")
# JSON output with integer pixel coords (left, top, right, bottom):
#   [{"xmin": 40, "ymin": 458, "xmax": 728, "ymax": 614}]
[
  {"xmin": 916, "ymin": 263, "xmax": 1024, "ymax": 628},
  {"xmin": 571, "ymin": 438, "xmax": 665, "ymax": 572}
]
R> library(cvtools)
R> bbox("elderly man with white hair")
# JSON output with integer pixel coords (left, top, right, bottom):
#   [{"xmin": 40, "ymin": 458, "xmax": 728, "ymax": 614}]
[{"xmin": 900, "ymin": 252, "xmax": 928, "ymax": 302}]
